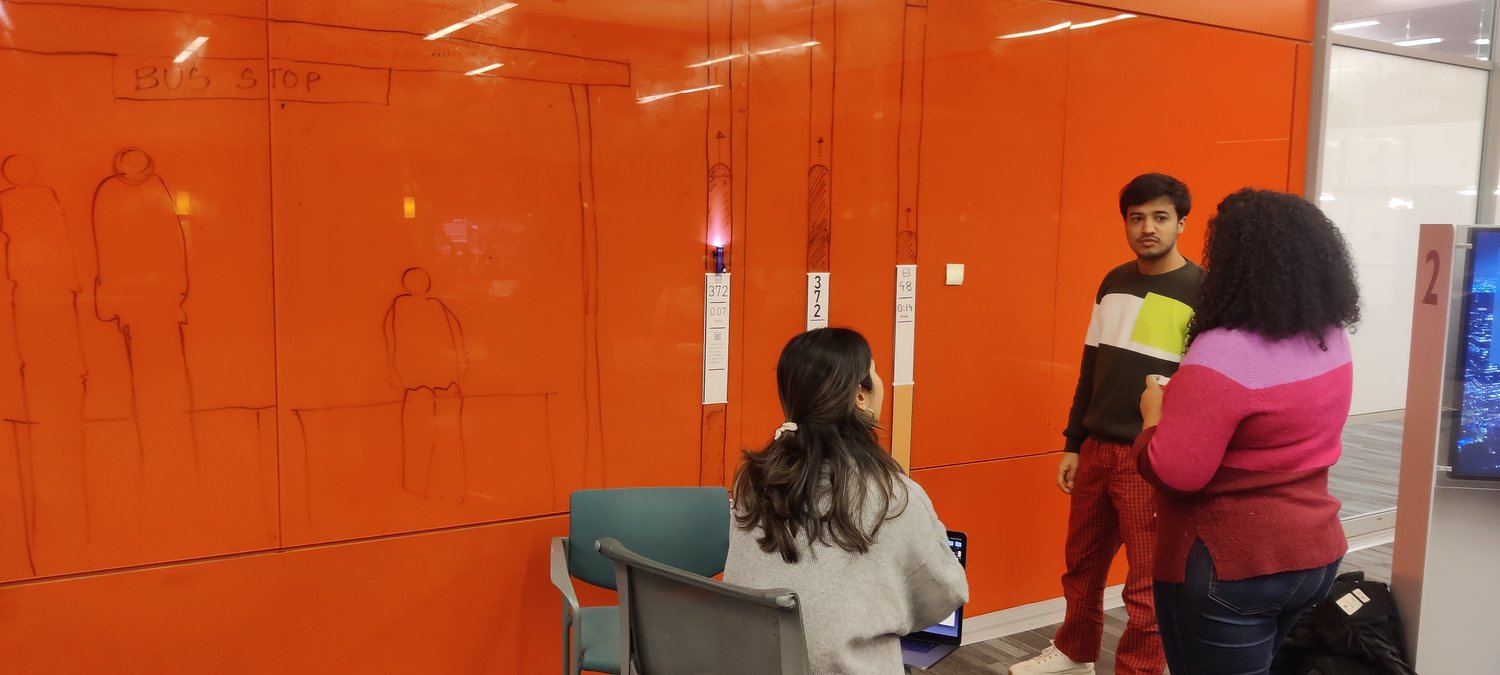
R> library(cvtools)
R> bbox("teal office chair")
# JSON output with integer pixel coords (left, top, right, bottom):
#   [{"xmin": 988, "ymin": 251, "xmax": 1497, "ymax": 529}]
[
  {"xmin": 549, "ymin": 487, "xmax": 730, "ymax": 674},
  {"xmin": 597, "ymin": 537, "xmax": 812, "ymax": 675}
]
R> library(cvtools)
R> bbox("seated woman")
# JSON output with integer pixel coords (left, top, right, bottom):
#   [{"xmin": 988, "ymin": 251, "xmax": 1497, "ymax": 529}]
[
  {"xmin": 1136, "ymin": 189, "xmax": 1361, "ymax": 674},
  {"xmin": 725, "ymin": 327, "xmax": 967, "ymax": 674}
]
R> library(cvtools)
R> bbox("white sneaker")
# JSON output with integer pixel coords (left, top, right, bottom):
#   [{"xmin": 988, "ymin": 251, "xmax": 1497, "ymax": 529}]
[{"xmin": 1008, "ymin": 641, "xmax": 1096, "ymax": 675}]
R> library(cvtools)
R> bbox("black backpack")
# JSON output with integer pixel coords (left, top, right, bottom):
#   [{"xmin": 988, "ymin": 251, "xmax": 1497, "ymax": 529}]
[{"xmin": 1272, "ymin": 571, "xmax": 1419, "ymax": 675}]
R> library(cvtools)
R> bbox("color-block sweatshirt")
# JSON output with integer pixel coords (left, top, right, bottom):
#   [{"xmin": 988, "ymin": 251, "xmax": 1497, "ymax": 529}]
[
  {"xmin": 1135, "ymin": 327, "xmax": 1351, "ymax": 582},
  {"xmin": 1064, "ymin": 261, "xmax": 1202, "ymax": 452}
]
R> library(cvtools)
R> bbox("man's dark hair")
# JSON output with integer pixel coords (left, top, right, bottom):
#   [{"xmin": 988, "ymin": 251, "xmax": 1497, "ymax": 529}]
[{"xmin": 1119, "ymin": 173, "xmax": 1191, "ymax": 220}]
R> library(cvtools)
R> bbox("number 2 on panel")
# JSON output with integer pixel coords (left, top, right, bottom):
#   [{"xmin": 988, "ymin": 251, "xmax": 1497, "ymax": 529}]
[
  {"xmin": 811, "ymin": 275, "xmax": 825, "ymax": 321},
  {"xmin": 1423, "ymin": 249, "xmax": 1440, "ymax": 306}
]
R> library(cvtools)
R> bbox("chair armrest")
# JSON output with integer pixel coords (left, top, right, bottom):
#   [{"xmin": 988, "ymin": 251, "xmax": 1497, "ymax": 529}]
[{"xmin": 550, "ymin": 537, "xmax": 581, "ymax": 619}]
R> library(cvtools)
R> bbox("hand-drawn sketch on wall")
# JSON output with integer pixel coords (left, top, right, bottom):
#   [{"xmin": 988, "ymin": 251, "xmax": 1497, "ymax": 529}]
[
  {"xmin": 0, "ymin": 145, "xmax": 276, "ymax": 579},
  {"xmin": 383, "ymin": 267, "xmax": 467, "ymax": 503},
  {"xmin": 697, "ymin": 0, "xmax": 747, "ymax": 489},
  {"xmin": 91, "ymin": 147, "xmax": 198, "ymax": 531},
  {"xmin": 896, "ymin": 1, "xmax": 927, "ymax": 265},
  {"xmin": 890, "ymin": 0, "xmax": 929, "ymax": 467},
  {"xmin": 0, "ymin": 299, "xmax": 29, "ymax": 578},
  {"xmin": 290, "ymin": 393, "xmax": 559, "ymax": 522},
  {"xmin": 700, "ymin": 158, "xmax": 732, "ymax": 487},
  {"xmin": 0, "ymin": 0, "xmax": 637, "ymax": 554},
  {"xmin": 569, "ymin": 84, "xmax": 607, "ymax": 494},
  {"xmin": 807, "ymin": 0, "xmax": 836, "ymax": 275},
  {"xmin": 0, "ymin": 154, "xmax": 89, "ymax": 573}
]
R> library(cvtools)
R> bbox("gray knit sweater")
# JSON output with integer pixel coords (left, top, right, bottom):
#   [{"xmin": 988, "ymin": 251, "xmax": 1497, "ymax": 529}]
[{"xmin": 724, "ymin": 474, "xmax": 969, "ymax": 674}]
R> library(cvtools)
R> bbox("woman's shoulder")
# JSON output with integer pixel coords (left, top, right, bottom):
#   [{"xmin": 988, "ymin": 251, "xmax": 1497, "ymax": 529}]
[
  {"xmin": 889, "ymin": 474, "xmax": 940, "ymax": 522},
  {"xmin": 1183, "ymin": 327, "xmax": 1255, "ymax": 355},
  {"xmin": 840, "ymin": 472, "xmax": 928, "ymax": 523},
  {"xmin": 894, "ymin": 473, "xmax": 931, "ymax": 502},
  {"xmin": 1188, "ymin": 326, "xmax": 1350, "ymax": 354},
  {"xmin": 1183, "ymin": 327, "xmax": 1351, "ymax": 386}
]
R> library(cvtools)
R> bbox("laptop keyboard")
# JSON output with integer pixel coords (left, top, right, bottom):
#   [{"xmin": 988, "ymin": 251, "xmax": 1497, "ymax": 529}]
[{"xmin": 902, "ymin": 639, "xmax": 937, "ymax": 654}]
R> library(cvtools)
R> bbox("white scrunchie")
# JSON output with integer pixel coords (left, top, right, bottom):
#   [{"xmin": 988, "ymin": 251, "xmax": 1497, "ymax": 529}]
[{"xmin": 773, "ymin": 422, "xmax": 799, "ymax": 440}]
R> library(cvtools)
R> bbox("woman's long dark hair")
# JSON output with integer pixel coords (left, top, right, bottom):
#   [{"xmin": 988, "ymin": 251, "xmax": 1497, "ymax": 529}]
[
  {"xmin": 732, "ymin": 328, "xmax": 906, "ymax": 563},
  {"xmin": 1188, "ymin": 189, "xmax": 1361, "ymax": 349}
]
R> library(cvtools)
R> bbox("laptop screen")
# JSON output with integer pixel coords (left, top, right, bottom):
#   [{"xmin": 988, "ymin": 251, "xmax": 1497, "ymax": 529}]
[{"xmin": 913, "ymin": 532, "xmax": 966, "ymax": 642}]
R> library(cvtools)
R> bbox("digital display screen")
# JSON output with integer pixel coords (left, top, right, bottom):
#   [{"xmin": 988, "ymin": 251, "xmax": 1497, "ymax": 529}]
[{"xmin": 1453, "ymin": 229, "xmax": 1500, "ymax": 480}]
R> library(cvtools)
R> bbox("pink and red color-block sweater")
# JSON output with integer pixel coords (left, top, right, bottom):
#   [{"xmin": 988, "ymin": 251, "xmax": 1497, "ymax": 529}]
[{"xmin": 1135, "ymin": 327, "xmax": 1351, "ymax": 583}]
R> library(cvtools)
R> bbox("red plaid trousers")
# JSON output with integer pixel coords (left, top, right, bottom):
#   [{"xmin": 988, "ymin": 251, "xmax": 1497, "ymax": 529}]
[{"xmin": 1053, "ymin": 437, "xmax": 1166, "ymax": 675}]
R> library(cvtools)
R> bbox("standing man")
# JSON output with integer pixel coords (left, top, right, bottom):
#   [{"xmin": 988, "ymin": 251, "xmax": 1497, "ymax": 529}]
[
  {"xmin": 2, "ymin": 154, "xmax": 88, "ymax": 570},
  {"xmin": 1011, "ymin": 173, "xmax": 1201, "ymax": 675},
  {"xmin": 92, "ymin": 147, "xmax": 196, "ymax": 534},
  {"xmin": 383, "ymin": 266, "xmax": 469, "ymax": 504}
]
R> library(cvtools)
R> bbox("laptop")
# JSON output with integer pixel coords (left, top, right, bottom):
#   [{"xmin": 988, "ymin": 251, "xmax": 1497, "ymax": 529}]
[{"xmin": 901, "ymin": 530, "xmax": 967, "ymax": 670}]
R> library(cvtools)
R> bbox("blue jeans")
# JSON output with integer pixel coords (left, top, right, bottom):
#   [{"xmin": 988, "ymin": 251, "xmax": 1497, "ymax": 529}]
[{"xmin": 1153, "ymin": 541, "xmax": 1340, "ymax": 675}]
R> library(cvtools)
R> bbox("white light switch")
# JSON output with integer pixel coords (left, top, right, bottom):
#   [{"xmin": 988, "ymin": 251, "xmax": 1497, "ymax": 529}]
[{"xmin": 945, "ymin": 263, "xmax": 965, "ymax": 286}]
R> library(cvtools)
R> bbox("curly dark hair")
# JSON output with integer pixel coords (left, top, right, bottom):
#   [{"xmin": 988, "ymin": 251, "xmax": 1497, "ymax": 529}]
[{"xmin": 1188, "ymin": 188, "xmax": 1360, "ymax": 350}]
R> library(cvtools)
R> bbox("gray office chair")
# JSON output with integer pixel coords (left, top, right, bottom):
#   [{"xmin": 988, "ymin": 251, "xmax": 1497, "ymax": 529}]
[
  {"xmin": 550, "ymin": 487, "xmax": 730, "ymax": 674},
  {"xmin": 596, "ymin": 537, "xmax": 812, "ymax": 675}
]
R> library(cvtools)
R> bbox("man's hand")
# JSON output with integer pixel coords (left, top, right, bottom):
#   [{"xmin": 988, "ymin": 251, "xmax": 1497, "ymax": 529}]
[
  {"xmin": 1057, "ymin": 452, "xmax": 1079, "ymax": 495},
  {"xmin": 1141, "ymin": 374, "xmax": 1166, "ymax": 429}
]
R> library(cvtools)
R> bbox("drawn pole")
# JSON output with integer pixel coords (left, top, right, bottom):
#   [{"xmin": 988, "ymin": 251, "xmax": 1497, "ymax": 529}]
[
  {"xmin": 806, "ymin": 0, "xmax": 835, "ymax": 331},
  {"xmin": 570, "ymin": 84, "xmax": 606, "ymax": 488},
  {"xmin": 892, "ymin": 0, "xmax": 927, "ymax": 471}
]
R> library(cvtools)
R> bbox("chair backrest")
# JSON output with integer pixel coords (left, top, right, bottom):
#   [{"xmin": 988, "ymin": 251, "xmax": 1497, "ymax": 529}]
[
  {"xmin": 568, "ymin": 487, "xmax": 729, "ymax": 590},
  {"xmin": 597, "ymin": 537, "xmax": 812, "ymax": 675}
]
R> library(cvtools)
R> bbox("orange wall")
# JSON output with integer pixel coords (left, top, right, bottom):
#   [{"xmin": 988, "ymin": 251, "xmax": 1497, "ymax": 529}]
[
  {"xmin": 1073, "ymin": 0, "xmax": 1316, "ymax": 41},
  {"xmin": 0, "ymin": 0, "xmax": 1313, "ymax": 671}
]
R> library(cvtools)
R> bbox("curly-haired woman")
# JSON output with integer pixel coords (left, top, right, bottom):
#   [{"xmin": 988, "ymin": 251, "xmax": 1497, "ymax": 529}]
[{"xmin": 1135, "ymin": 188, "xmax": 1361, "ymax": 674}]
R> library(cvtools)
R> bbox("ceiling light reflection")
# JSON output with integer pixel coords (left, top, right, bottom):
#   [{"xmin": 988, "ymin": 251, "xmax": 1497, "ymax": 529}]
[
  {"xmin": 173, "ymin": 36, "xmax": 208, "ymax": 64},
  {"xmin": 425, "ymin": 3, "xmax": 518, "ymax": 41},
  {"xmin": 1070, "ymin": 14, "xmax": 1134, "ymax": 30},
  {"xmin": 637, "ymin": 84, "xmax": 723, "ymax": 105},
  {"xmin": 998, "ymin": 21, "xmax": 1071, "ymax": 39},
  {"xmin": 687, "ymin": 54, "xmax": 740, "ymax": 68},
  {"xmin": 465, "ymin": 63, "xmax": 503, "ymax": 76}
]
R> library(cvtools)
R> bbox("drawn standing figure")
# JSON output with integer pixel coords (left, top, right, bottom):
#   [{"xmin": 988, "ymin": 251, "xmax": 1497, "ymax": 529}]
[
  {"xmin": 1, "ymin": 154, "xmax": 89, "ymax": 570},
  {"xmin": 383, "ymin": 267, "xmax": 467, "ymax": 504},
  {"xmin": 91, "ymin": 147, "xmax": 196, "ymax": 531}
]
